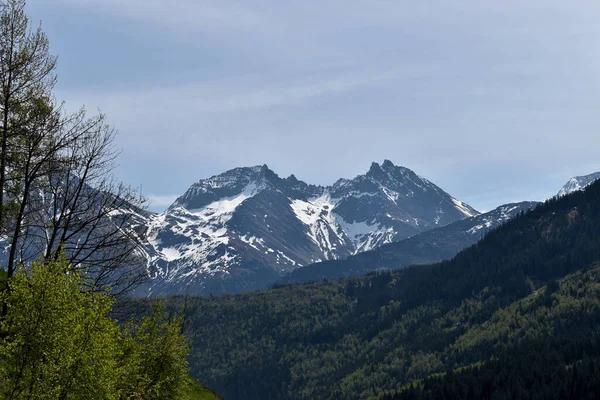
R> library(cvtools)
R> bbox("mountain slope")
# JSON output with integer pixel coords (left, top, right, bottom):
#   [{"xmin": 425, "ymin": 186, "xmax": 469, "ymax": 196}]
[
  {"xmin": 380, "ymin": 278, "xmax": 600, "ymax": 400},
  {"xmin": 142, "ymin": 161, "xmax": 478, "ymax": 295},
  {"xmin": 279, "ymin": 201, "xmax": 538, "ymax": 284},
  {"xmin": 172, "ymin": 178, "xmax": 600, "ymax": 399}
]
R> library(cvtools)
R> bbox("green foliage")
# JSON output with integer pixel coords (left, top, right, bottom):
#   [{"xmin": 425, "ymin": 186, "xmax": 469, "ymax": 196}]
[
  {"xmin": 0, "ymin": 257, "xmax": 193, "ymax": 400},
  {"xmin": 182, "ymin": 376, "xmax": 222, "ymax": 400},
  {"xmin": 118, "ymin": 302, "xmax": 190, "ymax": 400},
  {"xmin": 171, "ymin": 180, "xmax": 600, "ymax": 399},
  {"xmin": 0, "ymin": 257, "xmax": 120, "ymax": 399},
  {"xmin": 376, "ymin": 267, "xmax": 600, "ymax": 399},
  {"xmin": 380, "ymin": 336, "xmax": 600, "ymax": 400},
  {"xmin": 0, "ymin": 2, "xmax": 213, "ymax": 398}
]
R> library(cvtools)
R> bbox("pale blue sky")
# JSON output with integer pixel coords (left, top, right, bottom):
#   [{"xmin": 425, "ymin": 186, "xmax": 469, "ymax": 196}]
[{"xmin": 26, "ymin": 0, "xmax": 600, "ymax": 212}]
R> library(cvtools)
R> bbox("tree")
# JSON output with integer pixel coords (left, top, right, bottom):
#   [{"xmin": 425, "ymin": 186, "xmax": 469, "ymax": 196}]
[
  {"xmin": 0, "ymin": 256, "xmax": 191, "ymax": 400},
  {"xmin": 0, "ymin": 256, "xmax": 121, "ymax": 399},
  {"xmin": 0, "ymin": 0, "xmax": 54, "ymax": 229},
  {"xmin": 0, "ymin": 0, "xmax": 147, "ymax": 301},
  {"xmin": 118, "ymin": 302, "xmax": 190, "ymax": 400},
  {"xmin": 0, "ymin": 0, "xmax": 56, "ymax": 276},
  {"xmin": 0, "ymin": 3, "xmax": 208, "ymax": 398}
]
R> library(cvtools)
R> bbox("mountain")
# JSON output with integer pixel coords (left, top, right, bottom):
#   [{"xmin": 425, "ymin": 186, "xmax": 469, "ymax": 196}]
[
  {"xmin": 140, "ymin": 161, "xmax": 478, "ymax": 296},
  {"xmin": 272, "ymin": 170, "xmax": 597, "ymax": 287},
  {"xmin": 278, "ymin": 201, "xmax": 539, "ymax": 285},
  {"xmin": 556, "ymin": 171, "xmax": 600, "ymax": 197},
  {"xmin": 173, "ymin": 177, "xmax": 600, "ymax": 400}
]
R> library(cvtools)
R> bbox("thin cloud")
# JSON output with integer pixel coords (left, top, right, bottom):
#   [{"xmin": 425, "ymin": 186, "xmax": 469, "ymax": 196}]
[
  {"xmin": 58, "ymin": 72, "xmax": 395, "ymax": 116},
  {"xmin": 27, "ymin": 0, "xmax": 600, "ymax": 213},
  {"xmin": 51, "ymin": 0, "xmax": 265, "ymax": 33}
]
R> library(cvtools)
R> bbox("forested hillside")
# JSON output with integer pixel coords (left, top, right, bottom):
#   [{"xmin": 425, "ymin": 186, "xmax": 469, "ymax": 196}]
[
  {"xmin": 171, "ymin": 179, "xmax": 600, "ymax": 399},
  {"xmin": 378, "ymin": 270, "xmax": 600, "ymax": 399}
]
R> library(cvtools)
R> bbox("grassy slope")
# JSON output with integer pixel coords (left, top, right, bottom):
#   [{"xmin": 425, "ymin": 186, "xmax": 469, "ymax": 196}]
[{"xmin": 184, "ymin": 376, "xmax": 222, "ymax": 400}]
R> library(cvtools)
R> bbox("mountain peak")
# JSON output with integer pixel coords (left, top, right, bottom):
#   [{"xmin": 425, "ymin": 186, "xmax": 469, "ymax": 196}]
[
  {"xmin": 363, "ymin": 160, "xmax": 417, "ymax": 184},
  {"xmin": 171, "ymin": 165, "xmax": 278, "ymax": 210},
  {"xmin": 141, "ymin": 161, "xmax": 480, "ymax": 295},
  {"xmin": 366, "ymin": 160, "xmax": 409, "ymax": 180},
  {"xmin": 230, "ymin": 164, "xmax": 272, "ymax": 177},
  {"xmin": 368, "ymin": 160, "xmax": 401, "ymax": 174},
  {"xmin": 368, "ymin": 161, "xmax": 383, "ymax": 174},
  {"xmin": 556, "ymin": 171, "xmax": 600, "ymax": 197},
  {"xmin": 381, "ymin": 159, "xmax": 395, "ymax": 169}
]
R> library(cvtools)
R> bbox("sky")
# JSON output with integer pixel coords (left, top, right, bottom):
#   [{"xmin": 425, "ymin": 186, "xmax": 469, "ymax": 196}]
[{"xmin": 25, "ymin": 0, "xmax": 600, "ymax": 212}]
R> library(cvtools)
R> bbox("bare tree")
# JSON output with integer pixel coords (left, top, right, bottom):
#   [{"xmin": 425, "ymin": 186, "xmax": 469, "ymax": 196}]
[
  {"xmin": 0, "ymin": 0, "xmax": 56, "ymax": 238},
  {"xmin": 9, "ymin": 107, "xmax": 149, "ymax": 295},
  {"xmin": 0, "ymin": 0, "xmax": 148, "ymax": 302}
]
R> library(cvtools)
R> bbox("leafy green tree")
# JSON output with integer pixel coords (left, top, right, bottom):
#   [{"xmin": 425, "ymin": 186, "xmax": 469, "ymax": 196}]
[
  {"xmin": 0, "ymin": 256, "xmax": 121, "ymax": 399},
  {"xmin": 0, "ymin": 256, "xmax": 193, "ymax": 400},
  {"xmin": 118, "ymin": 302, "xmax": 190, "ymax": 400}
]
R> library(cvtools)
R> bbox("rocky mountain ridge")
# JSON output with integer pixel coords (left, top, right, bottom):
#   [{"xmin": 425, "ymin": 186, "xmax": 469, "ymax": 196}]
[
  {"xmin": 556, "ymin": 171, "xmax": 600, "ymax": 197},
  {"xmin": 139, "ymin": 160, "xmax": 479, "ymax": 295},
  {"xmin": 278, "ymin": 201, "xmax": 539, "ymax": 285}
]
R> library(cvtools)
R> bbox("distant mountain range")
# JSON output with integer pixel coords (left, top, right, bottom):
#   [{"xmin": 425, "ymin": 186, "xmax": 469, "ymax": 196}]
[
  {"xmin": 138, "ymin": 160, "xmax": 478, "ymax": 296},
  {"xmin": 133, "ymin": 164, "xmax": 600, "ymax": 296},
  {"xmin": 276, "ymin": 171, "xmax": 600, "ymax": 286},
  {"xmin": 3, "ymin": 161, "xmax": 596, "ymax": 297}
]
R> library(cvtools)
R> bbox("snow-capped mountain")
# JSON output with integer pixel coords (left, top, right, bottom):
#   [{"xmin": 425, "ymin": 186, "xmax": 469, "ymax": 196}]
[
  {"xmin": 556, "ymin": 172, "xmax": 600, "ymax": 197},
  {"xmin": 279, "ymin": 201, "xmax": 539, "ymax": 285},
  {"xmin": 140, "ymin": 160, "xmax": 479, "ymax": 295}
]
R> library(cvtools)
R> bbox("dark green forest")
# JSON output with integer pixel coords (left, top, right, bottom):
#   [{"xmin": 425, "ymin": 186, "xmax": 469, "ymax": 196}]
[
  {"xmin": 167, "ymin": 179, "xmax": 600, "ymax": 399},
  {"xmin": 380, "ymin": 336, "xmax": 600, "ymax": 400}
]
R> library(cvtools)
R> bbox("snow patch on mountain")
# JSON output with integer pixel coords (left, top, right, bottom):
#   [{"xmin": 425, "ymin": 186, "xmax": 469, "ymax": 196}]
[
  {"xmin": 451, "ymin": 197, "xmax": 479, "ymax": 218},
  {"xmin": 187, "ymin": 182, "xmax": 263, "ymax": 215},
  {"xmin": 289, "ymin": 193, "xmax": 344, "ymax": 259},
  {"xmin": 467, "ymin": 204, "xmax": 523, "ymax": 235},
  {"xmin": 290, "ymin": 190, "xmax": 404, "ymax": 256},
  {"xmin": 145, "ymin": 181, "xmax": 266, "ymax": 281}
]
